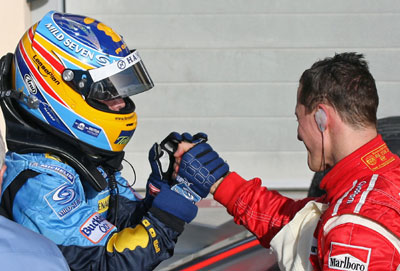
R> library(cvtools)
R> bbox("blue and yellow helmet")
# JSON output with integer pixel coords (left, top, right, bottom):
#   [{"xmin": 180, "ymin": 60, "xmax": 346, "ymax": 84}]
[{"xmin": 12, "ymin": 10, "xmax": 153, "ymax": 152}]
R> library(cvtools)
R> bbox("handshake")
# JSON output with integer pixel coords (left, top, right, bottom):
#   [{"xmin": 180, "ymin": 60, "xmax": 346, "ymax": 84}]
[
  {"xmin": 146, "ymin": 132, "xmax": 229, "ymax": 223},
  {"xmin": 147, "ymin": 132, "xmax": 229, "ymax": 202}
]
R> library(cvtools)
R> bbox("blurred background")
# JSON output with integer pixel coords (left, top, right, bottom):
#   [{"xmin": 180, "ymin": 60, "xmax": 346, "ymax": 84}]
[{"xmin": 2, "ymin": 1, "xmax": 400, "ymax": 269}]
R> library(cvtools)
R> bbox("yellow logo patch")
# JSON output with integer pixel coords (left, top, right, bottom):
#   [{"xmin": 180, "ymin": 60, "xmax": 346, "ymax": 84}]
[
  {"xmin": 98, "ymin": 195, "xmax": 110, "ymax": 213},
  {"xmin": 361, "ymin": 144, "xmax": 395, "ymax": 171}
]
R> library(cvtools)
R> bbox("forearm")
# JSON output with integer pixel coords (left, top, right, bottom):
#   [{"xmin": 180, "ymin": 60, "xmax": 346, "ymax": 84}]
[{"xmin": 213, "ymin": 172, "xmax": 311, "ymax": 247}]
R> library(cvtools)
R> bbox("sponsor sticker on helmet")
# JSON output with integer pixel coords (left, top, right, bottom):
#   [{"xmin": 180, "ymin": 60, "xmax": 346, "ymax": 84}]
[
  {"xmin": 43, "ymin": 21, "xmax": 112, "ymax": 66},
  {"xmin": 24, "ymin": 74, "xmax": 38, "ymax": 94},
  {"xmin": 32, "ymin": 54, "xmax": 61, "ymax": 85},
  {"xmin": 73, "ymin": 120, "xmax": 101, "ymax": 137},
  {"xmin": 80, "ymin": 212, "xmax": 115, "ymax": 244},
  {"xmin": 328, "ymin": 242, "xmax": 370, "ymax": 271},
  {"xmin": 114, "ymin": 130, "xmax": 135, "ymax": 145},
  {"xmin": 44, "ymin": 183, "xmax": 81, "ymax": 219},
  {"xmin": 89, "ymin": 51, "xmax": 141, "ymax": 82}
]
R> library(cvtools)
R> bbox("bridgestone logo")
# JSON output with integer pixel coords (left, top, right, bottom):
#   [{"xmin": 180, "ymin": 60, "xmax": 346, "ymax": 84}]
[{"xmin": 328, "ymin": 242, "xmax": 370, "ymax": 271}]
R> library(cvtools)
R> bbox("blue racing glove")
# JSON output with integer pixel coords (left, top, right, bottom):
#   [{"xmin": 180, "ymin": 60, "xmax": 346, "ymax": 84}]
[
  {"xmin": 152, "ymin": 184, "xmax": 198, "ymax": 224},
  {"xmin": 146, "ymin": 133, "xmax": 180, "ymax": 197},
  {"xmin": 146, "ymin": 132, "xmax": 208, "ymax": 198},
  {"xmin": 175, "ymin": 142, "xmax": 229, "ymax": 199},
  {"xmin": 146, "ymin": 132, "xmax": 208, "ymax": 226}
]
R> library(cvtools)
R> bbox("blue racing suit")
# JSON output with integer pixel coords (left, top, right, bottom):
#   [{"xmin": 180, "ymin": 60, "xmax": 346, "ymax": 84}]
[{"xmin": 2, "ymin": 152, "xmax": 182, "ymax": 271}]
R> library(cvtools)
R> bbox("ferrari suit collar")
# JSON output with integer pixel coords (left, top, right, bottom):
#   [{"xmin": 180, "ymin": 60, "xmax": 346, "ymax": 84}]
[{"xmin": 320, "ymin": 134, "xmax": 399, "ymax": 203}]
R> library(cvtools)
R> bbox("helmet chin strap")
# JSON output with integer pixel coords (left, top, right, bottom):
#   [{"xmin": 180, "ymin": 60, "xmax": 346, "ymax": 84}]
[{"xmin": 0, "ymin": 88, "xmax": 39, "ymax": 109}]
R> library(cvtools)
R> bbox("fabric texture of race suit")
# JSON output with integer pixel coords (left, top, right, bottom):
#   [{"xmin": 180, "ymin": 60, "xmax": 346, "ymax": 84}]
[
  {"xmin": 2, "ymin": 152, "xmax": 182, "ymax": 271},
  {"xmin": 214, "ymin": 135, "xmax": 400, "ymax": 270}
]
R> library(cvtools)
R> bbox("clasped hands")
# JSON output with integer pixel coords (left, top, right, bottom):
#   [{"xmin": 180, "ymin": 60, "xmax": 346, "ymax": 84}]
[
  {"xmin": 147, "ymin": 132, "xmax": 229, "ymax": 204},
  {"xmin": 172, "ymin": 138, "xmax": 227, "ymax": 196}
]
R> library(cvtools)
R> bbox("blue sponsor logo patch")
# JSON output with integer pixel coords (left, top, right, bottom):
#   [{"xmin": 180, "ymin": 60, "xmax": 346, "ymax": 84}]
[
  {"xmin": 45, "ymin": 184, "xmax": 81, "ymax": 219},
  {"xmin": 73, "ymin": 120, "xmax": 101, "ymax": 137}
]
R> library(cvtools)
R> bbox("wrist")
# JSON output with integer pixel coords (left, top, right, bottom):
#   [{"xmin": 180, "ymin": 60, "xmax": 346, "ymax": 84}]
[
  {"xmin": 152, "ymin": 184, "xmax": 198, "ymax": 223},
  {"xmin": 210, "ymin": 173, "xmax": 229, "ymax": 194}
]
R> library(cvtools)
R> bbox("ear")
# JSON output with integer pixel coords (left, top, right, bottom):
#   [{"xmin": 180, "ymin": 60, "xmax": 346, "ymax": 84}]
[{"xmin": 315, "ymin": 107, "xmax": 327, "ymax": 132}]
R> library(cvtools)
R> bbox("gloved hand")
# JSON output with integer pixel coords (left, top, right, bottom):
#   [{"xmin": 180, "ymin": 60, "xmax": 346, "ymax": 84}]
[
  {"xmin": 146, "ymin": 132, "xmax": 208, "ymax": 198},
  {"xmin": 175, "ymin": 142, "xmax": 229, "ymax": 199},
  {"xmin": 151, "ymin": 184, "xmax": 198, "ymax": 224},
  {"xmin": 146, "ymin": 132, "xmax": 180, "ymax": 197}
]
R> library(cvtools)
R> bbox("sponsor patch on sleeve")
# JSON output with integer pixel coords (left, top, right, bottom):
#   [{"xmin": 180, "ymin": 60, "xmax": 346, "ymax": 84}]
[
  {"xmin": 328, "ymin": 242, "xmax": 371, "ymax": 271},
  {"xmin": 80, "ymin": 212, "xmax": 115, "ymax": 244},
  {"xmin": 44, "ymin": 183, "xmax": 81, "ymax": 219}
]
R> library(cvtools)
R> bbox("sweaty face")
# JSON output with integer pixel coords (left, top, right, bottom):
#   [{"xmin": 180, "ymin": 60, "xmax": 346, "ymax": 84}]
[{"xmin": 295, "ymin": 90, "xmax": 324, "ymax": 172}]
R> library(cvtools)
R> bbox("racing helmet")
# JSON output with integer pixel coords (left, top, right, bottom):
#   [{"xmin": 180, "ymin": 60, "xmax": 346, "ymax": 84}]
[{"xmin": 12, "ymin": 10, "xmax": 153, "ymax": 153}]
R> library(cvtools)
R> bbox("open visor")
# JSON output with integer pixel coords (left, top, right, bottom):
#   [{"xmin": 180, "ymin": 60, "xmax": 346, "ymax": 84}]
[{"xmin": 63, "ymin": 50, "xmax": 154, "ymax": 101}]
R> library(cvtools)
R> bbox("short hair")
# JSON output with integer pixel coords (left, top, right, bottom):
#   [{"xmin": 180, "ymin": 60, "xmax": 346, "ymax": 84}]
[
  {"xmin": 299, "ymin": 52, "xmax": 379, "ymax": 128},
  {"xmin": 0, "ymin": 130, "xmax": 5, "ymax": 168}
]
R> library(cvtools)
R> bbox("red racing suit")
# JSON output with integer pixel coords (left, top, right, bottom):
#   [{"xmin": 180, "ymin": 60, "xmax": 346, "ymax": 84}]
[{"xmin": 214, "ymin": 135, "xmax": 400, "ymax": 270}]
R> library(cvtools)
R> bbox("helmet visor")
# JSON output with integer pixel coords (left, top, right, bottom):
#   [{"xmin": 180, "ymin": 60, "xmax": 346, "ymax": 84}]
[
  {"xmin": 83, "ymin": 50, "xmax": 153, "ymax": 101},
  {"xmin": 88, "ymin": 61, "xmax": 153, "ymax": 100},
  {"xmin": 63, "ymin": 51, "xmax": 154, "ymax": 101}
]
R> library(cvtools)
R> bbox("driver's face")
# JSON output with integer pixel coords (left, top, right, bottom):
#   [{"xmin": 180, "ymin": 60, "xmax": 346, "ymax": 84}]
[{"xmin": 98, "ymin": 98, "xmax": 126, "ymax": 111}]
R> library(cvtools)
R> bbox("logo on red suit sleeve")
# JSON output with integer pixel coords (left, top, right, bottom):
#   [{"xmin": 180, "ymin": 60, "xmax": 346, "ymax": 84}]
[{"xmin": 328, "ymin": 242, "xmax": 371, "ymax": 271}]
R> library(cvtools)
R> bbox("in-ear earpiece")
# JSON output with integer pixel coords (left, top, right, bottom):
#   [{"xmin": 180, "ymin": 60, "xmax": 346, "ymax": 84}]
[{"xmin": 315, "ymin": 108, "xmax": 327, "ymax": 132}]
